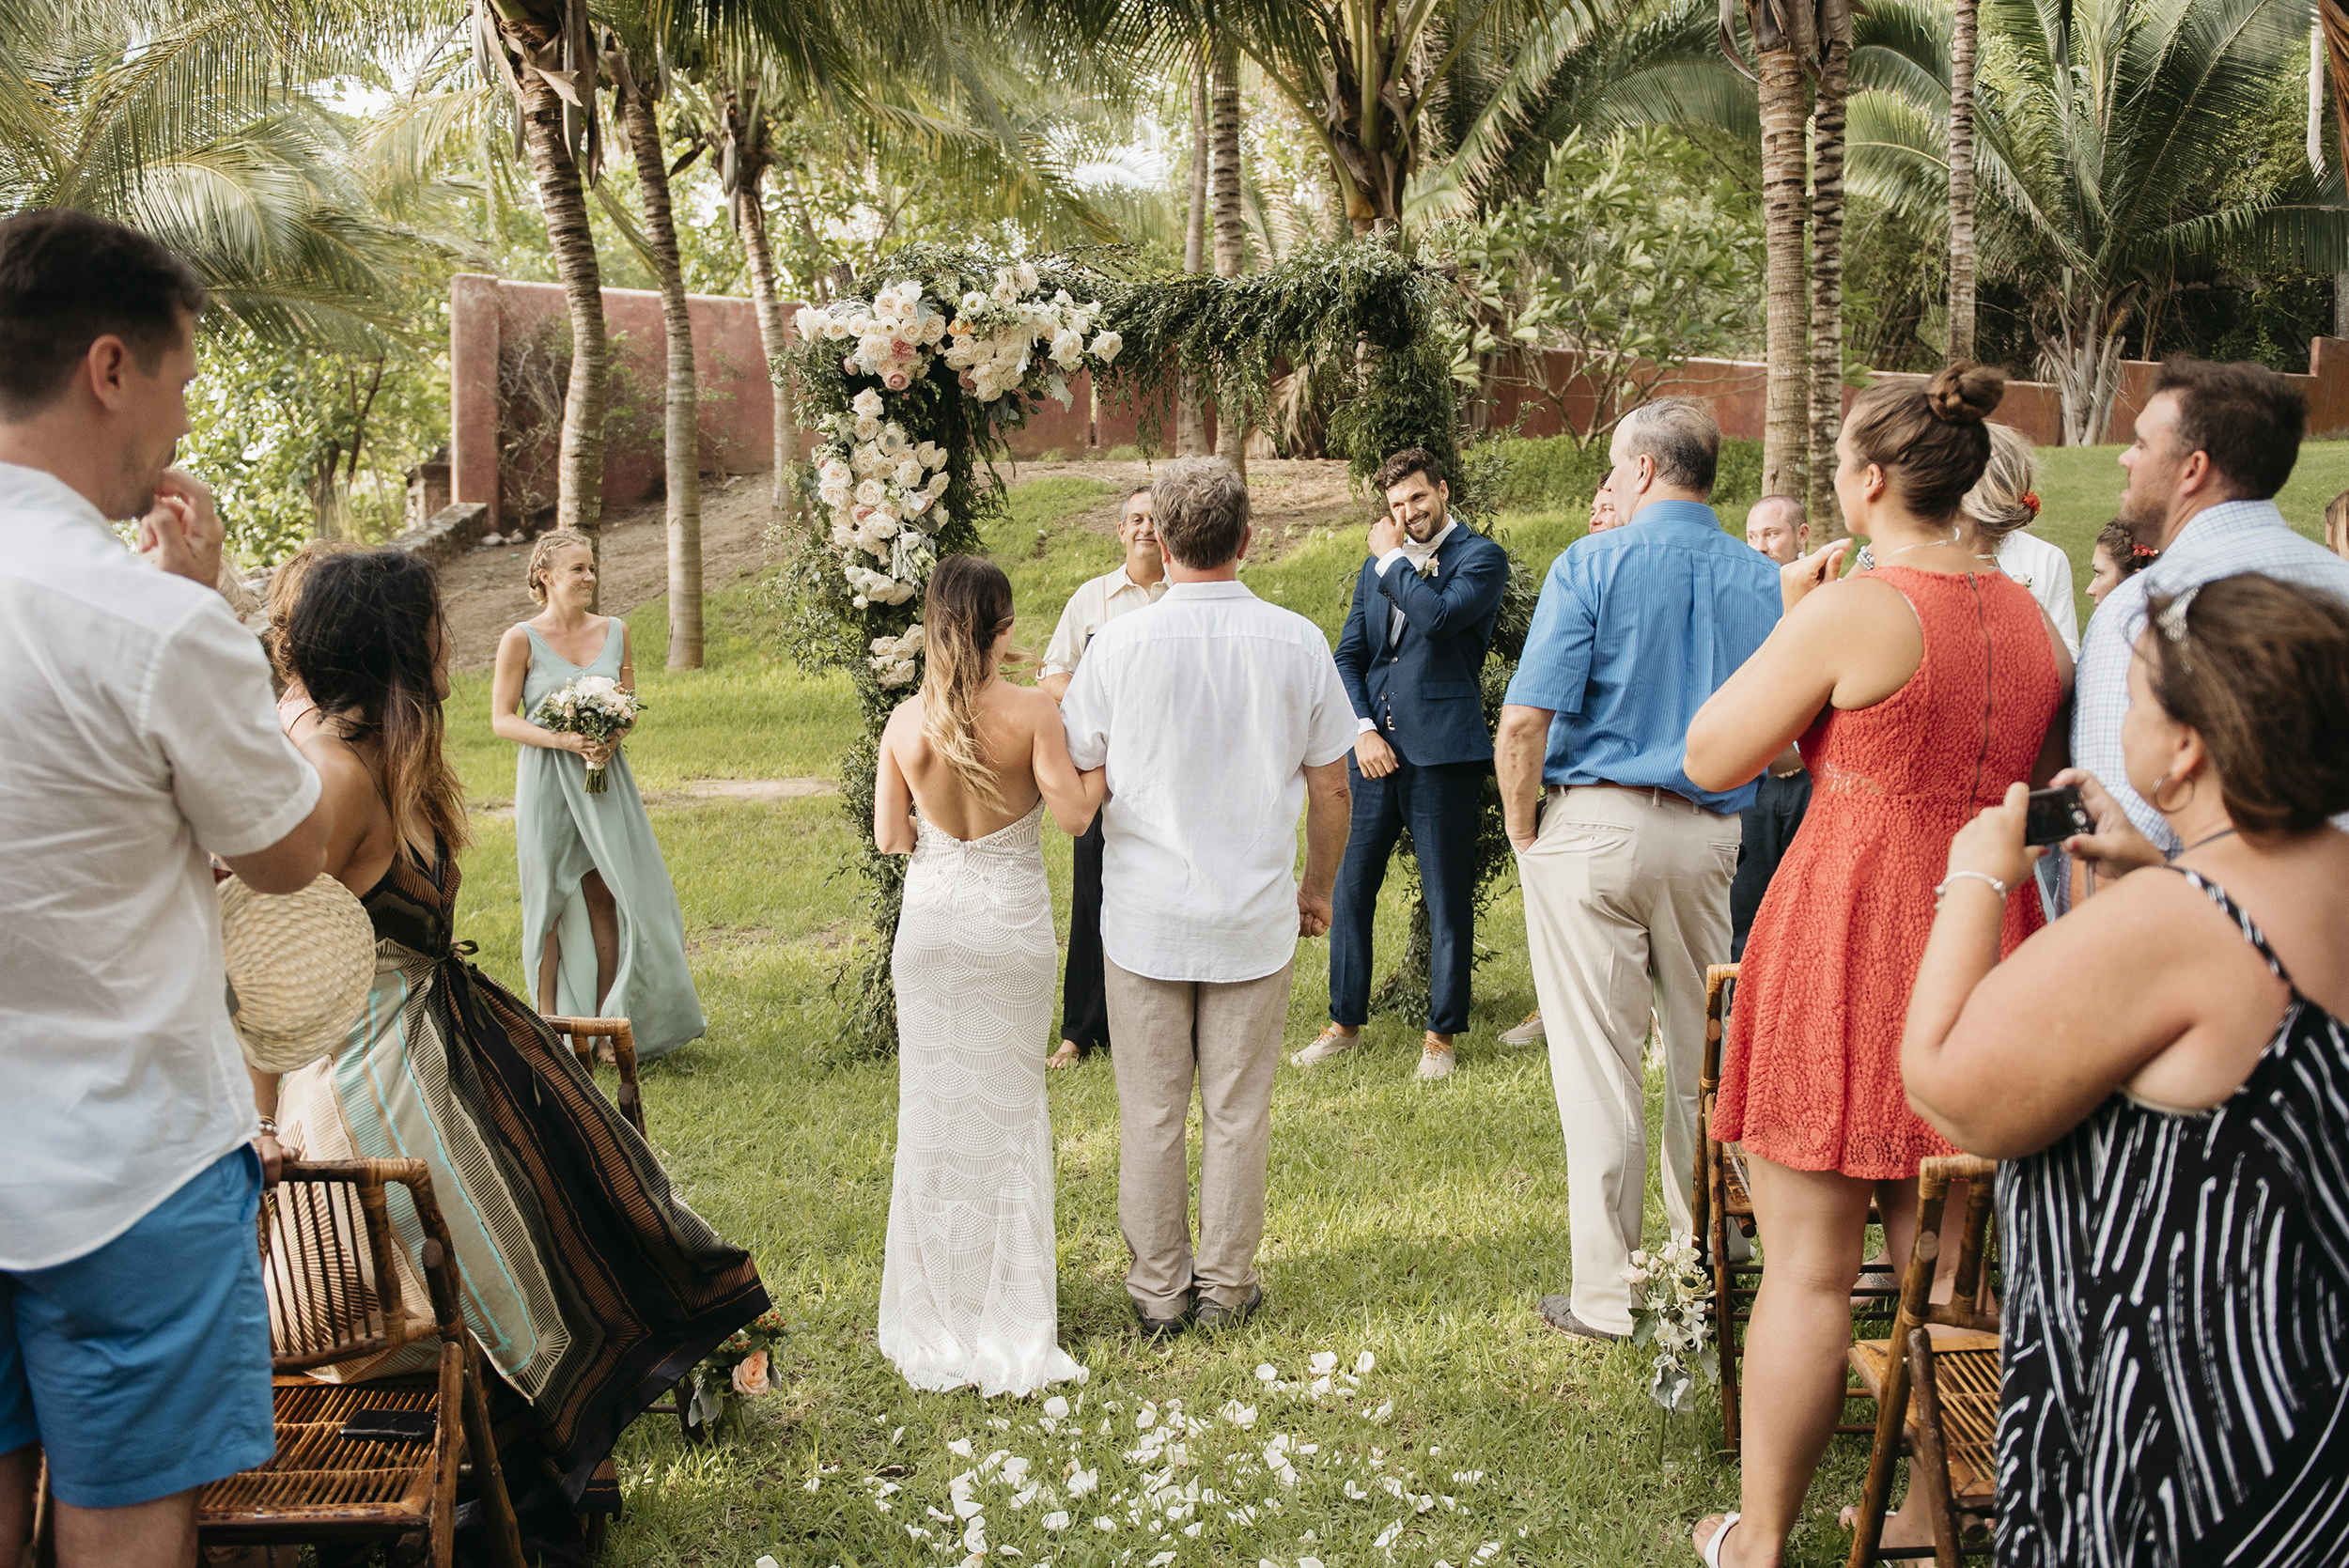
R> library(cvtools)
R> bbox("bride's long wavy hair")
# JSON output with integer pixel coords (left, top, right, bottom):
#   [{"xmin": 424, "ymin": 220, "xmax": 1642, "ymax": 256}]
[
  {"xmin": 919, "ymin": 554, "xmax": 1021, "ymax": 813},
  {"xmin": 284, "ymin": 550, "xmax": 470, "ymax": 865}
]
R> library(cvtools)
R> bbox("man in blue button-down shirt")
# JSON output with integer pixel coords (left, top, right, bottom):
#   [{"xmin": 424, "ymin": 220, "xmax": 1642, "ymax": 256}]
[{"xmin": 1495, "ymin": 399, "xmax": 1781, "ymax": 1343}]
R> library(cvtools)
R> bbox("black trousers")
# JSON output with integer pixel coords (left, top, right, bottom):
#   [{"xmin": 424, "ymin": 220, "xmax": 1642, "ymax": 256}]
[
  {"xmin": 1328, "ymin": 754, "xmax": 1484, "ymax": 1035},
  {"xmin": 1060, "ymin": 812, "xmax": 1111, "ymax": 1050},
  {"xmin": 1730, "ymin": 768, "xmax": 1813, "ymax": 960}
]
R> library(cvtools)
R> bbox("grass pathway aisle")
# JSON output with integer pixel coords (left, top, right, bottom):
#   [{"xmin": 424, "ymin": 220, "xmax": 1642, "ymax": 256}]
[{"xmin": 428, "ymin": 442, "xmax": 2349, "ymax": 1565}]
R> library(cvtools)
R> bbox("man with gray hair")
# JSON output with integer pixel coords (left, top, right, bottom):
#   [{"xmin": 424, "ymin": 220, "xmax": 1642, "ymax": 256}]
[
  {"xmin": 1060, "ymin": 457, "xmax": 1357, "ymax": 1338},
  {"xmin": 1494, "ymin": 399, "xmax": 1780, "ymax": 1343}
]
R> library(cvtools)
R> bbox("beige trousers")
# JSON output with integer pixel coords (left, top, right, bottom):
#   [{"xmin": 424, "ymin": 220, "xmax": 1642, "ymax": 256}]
[
  {"xmin": 1520, "ymin": 784, "xmax": 1740, "ymax": 1334},
  {"xmin": 1103, "ymin": 956, "xmax": 1295, "ymax": 1316}
]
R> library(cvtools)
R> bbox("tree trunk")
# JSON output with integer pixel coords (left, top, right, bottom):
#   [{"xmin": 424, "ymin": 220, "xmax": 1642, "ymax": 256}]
[
  {"xmin": 508, "ymin": 18, "xmax": 606, "ymax": 558},
  {"xmin": 617, "ymin": 70, "xmax": 704, "ymax": 669},
  {"xmin": 737, "ymin": 165, "xmax": 796, "ymax": 520},
  {"xmin": 1177, "ymin": 48, "xmax": 1209, "ymax": 457},
  {"xmin": 1809, "ymin": 17, "xmax": 1851, "ymax": 539},
  {"xmin": 2041, "ymin": 289, "xmax": 2126, "ymax": 444},
  {"xmin": 1948, "ymin": 0, "xmax": 1980, "ymax": 363},
  {"xmin": 1757, "ymin": 42, "xmax": 1809, "ymax": 501},
  {"xmin": 1210, "ymin": 29, "xmax": 1248, "ymax": 479}
]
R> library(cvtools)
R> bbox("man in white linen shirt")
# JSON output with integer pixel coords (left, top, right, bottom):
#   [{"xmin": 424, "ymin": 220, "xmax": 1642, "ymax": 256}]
[
  {"xmin": 2055, "ymin": 359, "xmax": 2349, "ymax": 914},
  {"xmin": 1040, "ymin": 484, "xmax": 1164, "ymax": 1069},
  {"xmin": 1060, "ymin": 457, "xmax": 1356, "ymax": 1339},
  {"xmin": 0, "ymin": 210, "xmax": 329, "ymax": 1568}
]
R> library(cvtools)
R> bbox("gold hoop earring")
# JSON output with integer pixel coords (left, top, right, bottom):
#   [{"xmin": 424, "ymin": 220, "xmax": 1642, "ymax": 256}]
[{"xmin": 2151, "ymin": 771, "xmax": 2197, "ymax": 813}]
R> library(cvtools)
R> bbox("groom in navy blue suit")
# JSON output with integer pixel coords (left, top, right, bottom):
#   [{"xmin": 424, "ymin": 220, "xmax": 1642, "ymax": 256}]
[{"xmin": 1293, "ymin": 447, "xmax": 1510, "ymax": 1080}]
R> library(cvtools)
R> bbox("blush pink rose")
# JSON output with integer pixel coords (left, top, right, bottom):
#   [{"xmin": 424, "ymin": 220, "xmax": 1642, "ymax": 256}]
[
  {"xmin": 731, "ymin": 1349, "xmax": 770, "ymax": 1396},
  {"xmin": 843, "ymin": 355, "xmax": 858, "ymax": 373},
  {"xmin": 883, "ymin": 371, "xmax": 911, "ymax": 391}
]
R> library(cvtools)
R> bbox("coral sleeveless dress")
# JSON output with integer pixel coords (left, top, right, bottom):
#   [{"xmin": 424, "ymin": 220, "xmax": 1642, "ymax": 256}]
[{"xmin": 1712, "ymin": 566, "xmax": 2061, "ymax": 1179}]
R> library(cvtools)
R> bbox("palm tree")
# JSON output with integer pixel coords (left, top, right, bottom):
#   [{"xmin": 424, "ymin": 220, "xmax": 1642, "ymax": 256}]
[
  {"xmin": 1178, "ymin": 48, "xmax": 1210, "ymax": 455},
  {"xmin": 1748, "ymin": 0, "xmax": 1811, "ymax": 499},
  {"xmin": 1946, "ymin": 0, "xmax": 1978, "ymax": 360},
  {"xmin": 1809, "ymin": 0, "xmax": 1851, "ymax": 536},
  {"xmin": 474, "ymin": 0, "xmax": 607, "ymax": 536},
  {"xmin": 1210, "ymin": 28, "xmax": 1248, "ymax": 473},
  {"xmin": 1849, "ymin": 0, "xmax": 2349, "ymax": 442},
  {"xmin": 0, "ymin": 0, "xmax": 443, "ymax": 347},
  {"xmin": 605, "ymin": 28, "xmax": 705, "ymax": 666}
]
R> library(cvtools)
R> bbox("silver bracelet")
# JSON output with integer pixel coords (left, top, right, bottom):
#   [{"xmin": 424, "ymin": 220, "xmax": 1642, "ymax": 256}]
[{"xmin": 1934, "ymin": 870, "xmax": 2009, "ymax": 904}]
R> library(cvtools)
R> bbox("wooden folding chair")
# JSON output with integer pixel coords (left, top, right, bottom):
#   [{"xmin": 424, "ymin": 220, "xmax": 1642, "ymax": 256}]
[
  {"xmin": 543, "ymin": 1014, "xmax": 646, "ymax": 1136},
  {"xmin": 194, "ymin": 1158, "xmax": 526, "ymax": 1568},
  {"xmin": 1692, "ymin": 964, "xmax": 1899, "ymax": 1455},
  {"xmin": 1845, "ymin": 1154, "xmax": 2002, "ymax": 1566}
]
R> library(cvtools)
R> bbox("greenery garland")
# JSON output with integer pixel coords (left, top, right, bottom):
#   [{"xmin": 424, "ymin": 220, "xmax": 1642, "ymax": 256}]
[{"xmin": 785, "ymin": 238, "xmax": 1525, "ymax": 1054}]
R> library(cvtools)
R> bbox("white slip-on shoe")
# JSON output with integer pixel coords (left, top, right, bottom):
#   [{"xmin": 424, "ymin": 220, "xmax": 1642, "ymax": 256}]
[
  {"xmin": 1289, "ymin": 1026, "xmax": 1360, "ymax": 1067},
  {"xmin": 1499, "ymin": 1010, "xmax": 1545, "ymax": 1046}
]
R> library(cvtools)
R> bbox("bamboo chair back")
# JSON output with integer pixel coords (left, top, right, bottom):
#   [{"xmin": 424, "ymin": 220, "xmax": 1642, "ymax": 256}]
[
  {"xmin": 1845, "ymin": 1153, "xmax": 2002, "ymax": 1567},
  {"xmin": 543, "ymin": 1013, "xmax": 646, "ymax": 1136},
  {"xmin": 195, "ymin": 1159, "xmax": 525, "ymax": 1568}
]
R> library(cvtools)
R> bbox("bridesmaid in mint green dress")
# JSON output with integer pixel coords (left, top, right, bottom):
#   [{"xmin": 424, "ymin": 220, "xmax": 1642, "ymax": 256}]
[{"xmin": 490, "ymin": 529, "xmax": 705, "ymax": 1059}]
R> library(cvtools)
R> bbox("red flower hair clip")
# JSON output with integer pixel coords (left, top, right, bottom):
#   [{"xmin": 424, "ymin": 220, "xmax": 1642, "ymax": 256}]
[
  {"xmin": 2022, "ymin": 490, "xmax": 2042, "ymax": 517},
  {"xmin": 2131, "ymin": 542, "xmax": 2159, "ymax": 559}
]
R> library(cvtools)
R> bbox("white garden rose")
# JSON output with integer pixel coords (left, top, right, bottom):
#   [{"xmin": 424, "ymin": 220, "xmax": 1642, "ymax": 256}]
[
  {"xmin": 855, "ymin": 478, "xmax": 887, "ymax": 506},
  {"xmin": 894, "ymin": 459, "xmax": 923, "ymax": 489},
  {"xmin": 927, "ymin": 471, "xmax": 952, "ymax": 497},
  {"xmin": 1017, "ymin": 262, "xmax": 1039, "ymax": 291},
  {"xmin": 1090, "ymin": 330, "xmax": 1123, "ymax": 363},
  {"xmin": 854, "ymin": 414, "xmax": 880, "ymax": 442},
  {"xmin": 851, "ymin": 388, "xmax": 884, "ymax": 418},
  {"xmin": 1050, "ymin": 329, "xmax": 1085, "ymax": 369}
]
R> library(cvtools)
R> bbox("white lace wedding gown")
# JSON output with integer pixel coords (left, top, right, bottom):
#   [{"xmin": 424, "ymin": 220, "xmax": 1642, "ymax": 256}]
[{"xmin": 879, "ymin": 799, "xmax": 1083, "ymax": 1395}]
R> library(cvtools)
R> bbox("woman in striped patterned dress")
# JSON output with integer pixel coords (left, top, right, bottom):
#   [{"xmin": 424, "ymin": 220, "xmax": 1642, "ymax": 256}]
[{"xmin": 1900, "ymin": 572, "xmax": 2349, "ymax": 1567}]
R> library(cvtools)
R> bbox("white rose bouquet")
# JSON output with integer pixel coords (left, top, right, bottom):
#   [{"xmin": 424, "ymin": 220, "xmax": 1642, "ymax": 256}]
[
  {"xmin": 1624, "ymin": 1231, "xmax": 1719, "ymax": 1413},
  {"xmin": 529, "ymin": 674, "xmax": 642, "ymax": 795}
]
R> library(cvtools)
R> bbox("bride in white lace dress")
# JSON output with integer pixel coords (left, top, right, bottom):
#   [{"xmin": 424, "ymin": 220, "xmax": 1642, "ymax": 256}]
[{"xmin": 872, "ymin": 554, "xmax": 1107, "ymax": 1396}]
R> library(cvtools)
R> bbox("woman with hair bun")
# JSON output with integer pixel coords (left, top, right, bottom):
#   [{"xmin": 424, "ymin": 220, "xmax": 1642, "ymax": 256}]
[
  {"xmin": 490, "ymin": 528, "xmax": 703, "ymax": 1058},
  {"xmin": 1905, "ymin": 572, "xmax": 2349, "ymax": 1566},
  {"xmin": 1682, "ymin": 365, "xmax": 2074, "ymax": 1566},
  {"xmin": 872, "ymin": 553, "xmax": 1104, "ymax": 1395},
  {"xmin": 1967, "ymin": 424, "xmax": 2080, "ymax": 656}
]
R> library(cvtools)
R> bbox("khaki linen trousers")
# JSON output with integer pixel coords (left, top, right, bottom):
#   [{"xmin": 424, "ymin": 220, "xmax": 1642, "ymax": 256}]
[
  {"xmin": 1520, "ymin": 784, "xmax": 1740, "ymax": 1334},
  {"xmin": 1103, "ymin": 956, "xmax": 1296, "ymax": 1317}
]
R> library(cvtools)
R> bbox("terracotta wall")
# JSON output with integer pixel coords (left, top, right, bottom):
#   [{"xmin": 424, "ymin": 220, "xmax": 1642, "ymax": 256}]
[
  {"xmin": 451, "ymin": 269, "xmax": 2349, "ymax": 521},
  {"xmin": 448, "ymin": 272, "xmax": 786, "ymax": 533}
]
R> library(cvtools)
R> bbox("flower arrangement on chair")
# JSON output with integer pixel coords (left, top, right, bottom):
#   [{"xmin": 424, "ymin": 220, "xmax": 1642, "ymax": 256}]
[
  {"xmin": 683, "ymin": 1308, "xmax": 789, "ymax": 1439},
  {"xmin": 1626, "ymin": 1231, "xmax": 1719, "ymax": 1414}
]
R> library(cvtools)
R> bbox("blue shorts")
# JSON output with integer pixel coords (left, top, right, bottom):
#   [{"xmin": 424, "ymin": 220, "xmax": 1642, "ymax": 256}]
[{"xmin": 0, "ymin": 1145, "xmax": 275, "ymax": 1508}]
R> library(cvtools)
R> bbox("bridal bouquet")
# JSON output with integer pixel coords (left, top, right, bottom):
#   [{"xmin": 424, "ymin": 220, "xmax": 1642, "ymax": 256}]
[{"xmin": 529, "ymin": 675, "xmax": 641, "ymax": 794}]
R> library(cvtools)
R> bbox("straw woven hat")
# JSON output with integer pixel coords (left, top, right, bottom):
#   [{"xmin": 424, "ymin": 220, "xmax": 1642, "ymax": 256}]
[{"xmin": 219, "ymin": 873, "xmax": 378, "ymax": 1074}]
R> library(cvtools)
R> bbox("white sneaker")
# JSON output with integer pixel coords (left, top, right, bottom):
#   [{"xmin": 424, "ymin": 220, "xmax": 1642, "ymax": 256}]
[
  {"xmin": 1415, "ymin": 1039, "xmax": 1456, "ymax": 1080},
  {"xmin": 1500, "ymin": 1010, "xmax": 1545, "ymax": 1046},
  {"xmin": 1289, "ymin": 1026, "xmax": 1360, "ymax": 1067}
]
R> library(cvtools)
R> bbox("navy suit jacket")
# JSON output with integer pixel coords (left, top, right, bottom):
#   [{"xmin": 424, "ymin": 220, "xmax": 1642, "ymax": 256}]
[{"xmin": 1333, "ymin": 524, "xmax": 1510, "ymax": 767}]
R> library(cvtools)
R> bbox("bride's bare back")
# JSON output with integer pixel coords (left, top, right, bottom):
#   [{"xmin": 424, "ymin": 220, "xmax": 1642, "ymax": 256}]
[{"xmin": 875, "ymin": 676, "xmax": 1102, "ymax": 848}]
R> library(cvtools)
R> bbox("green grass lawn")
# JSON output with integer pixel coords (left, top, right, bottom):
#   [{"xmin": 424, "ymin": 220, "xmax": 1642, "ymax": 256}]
[
  {"xmin": 448, "ymin": 440, "xmax": 2349, "ymax": 1566},
  {"xmin": 446, "ymin": 477, "xmax": 1900, "ymax": 1568}
]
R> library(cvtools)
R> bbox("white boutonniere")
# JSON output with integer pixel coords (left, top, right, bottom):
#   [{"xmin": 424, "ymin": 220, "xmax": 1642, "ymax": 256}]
[{"xmin": 1416, "ymin": 553, "xmax": 1439, "ymax": 579}]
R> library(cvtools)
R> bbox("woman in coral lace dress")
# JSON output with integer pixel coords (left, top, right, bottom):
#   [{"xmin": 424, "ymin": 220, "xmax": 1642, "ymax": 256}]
[{"xmin": 1681, "ymin": 365, "xmax": 2072, "ymax": 1568}]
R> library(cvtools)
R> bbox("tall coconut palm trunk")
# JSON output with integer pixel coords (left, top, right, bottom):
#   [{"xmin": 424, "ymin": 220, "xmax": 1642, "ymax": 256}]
[
  {"xmin": 736, "ymin": 164, "xmax": 795, "ymax": 515},
  {"xmin": 1210, "ymin": 29, "xmax": 1248, "ymax": 477},
  {"xmin": 1948, "ymin": 0, "xmax": 1980, "ymax": 363},
  {"xmin": 1178, "ymin": 50, "xmax": 1209, "ymax": 457},
  {"xmin": 614, "ymin": 52, "xmax": 704, "ymax": 668},
  {"xmin": 1755, "ymin": 39, "xmax": 1809, "ymax": 500},
  {"xmin": 496, "ymin": 8, "xmax": 606, "ymax": 548},
  {"xmin": 1808, "ymin": 8, "xmax": 1850, "ymax": 537}
]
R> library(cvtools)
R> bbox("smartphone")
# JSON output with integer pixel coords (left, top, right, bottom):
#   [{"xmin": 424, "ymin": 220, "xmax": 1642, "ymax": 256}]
[
  {"xmin": 2024, "ymin": 784, "xmax": 2092, "ymax": 846},
  {"xmin": 337, "ymin": 1408, "xmax": 436, "ymax": 1445}
]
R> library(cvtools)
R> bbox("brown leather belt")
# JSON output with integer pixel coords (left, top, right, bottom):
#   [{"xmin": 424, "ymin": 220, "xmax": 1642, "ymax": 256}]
[{"xmin": 1552, "ymin": 780, "xmax": 1719, "ymax": 815}]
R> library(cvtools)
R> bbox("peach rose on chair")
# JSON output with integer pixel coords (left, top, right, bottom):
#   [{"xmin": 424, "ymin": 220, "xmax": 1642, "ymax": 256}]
[{"xmin": 731, "ymin": 1349, "xmax": 770, "ymax": 1396}]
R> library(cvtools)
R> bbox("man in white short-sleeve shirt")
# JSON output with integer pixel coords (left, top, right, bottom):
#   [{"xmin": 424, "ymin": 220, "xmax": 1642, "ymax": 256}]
[
  {"xmin": 1061, "ymin": 457, "xmax": 1356, "ymax": 1338},
  {"xmin": 1039, "ymin": 483, "xmax": 1164, "ymax": 1068},
  {"xmin": 0, "ymin": 210, "xmax": 328, "ymax": 1566}
]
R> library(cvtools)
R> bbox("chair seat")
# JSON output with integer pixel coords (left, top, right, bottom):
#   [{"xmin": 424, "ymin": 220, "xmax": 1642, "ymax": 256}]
[
  {"xmin": 1849, "ymin": 1333, "xmax": 2002, "ymax": 1507},
  {"xmin": 195, "ymin": 1373, "xmax": 447, "ymax": 1535}
]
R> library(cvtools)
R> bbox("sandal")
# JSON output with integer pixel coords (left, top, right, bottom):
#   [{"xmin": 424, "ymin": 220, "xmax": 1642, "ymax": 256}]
[{"xmin": 1696, "ymin": 1512, "xmax": 1741, "ymax": 1567}]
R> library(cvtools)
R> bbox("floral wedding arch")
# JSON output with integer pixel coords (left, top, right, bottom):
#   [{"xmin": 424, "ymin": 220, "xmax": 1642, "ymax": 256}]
[{"xmin": 780, "ymin": 241, "xmax": 1512, "ymax": 1054}]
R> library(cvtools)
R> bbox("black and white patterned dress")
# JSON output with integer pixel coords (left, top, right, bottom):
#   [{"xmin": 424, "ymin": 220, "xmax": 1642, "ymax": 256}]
[{"xmin": 1996, "ymin": 869, "xmax": 2349, "ymax": 1567}]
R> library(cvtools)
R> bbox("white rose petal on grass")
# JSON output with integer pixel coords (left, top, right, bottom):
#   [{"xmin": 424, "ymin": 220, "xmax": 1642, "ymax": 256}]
[
  {"xmin": 948, "ymin": 1438, "xmax": 974, "ymax": 1458},
  {"xmin": 1183, "ymin": 1522, "xmax": 1203, "ymax": 1538},
  {"xmin": 1452, "ymin": 1470, "xmax": 1486, "ymax": 1484},
  {"xmin": 1254, "ymin": 1364, "xmax": 1278, "ymax": 1383},
  {"xmin": 1151, "ymin": 1556, "xmax": 1178, "ymax": 1568},
  {"xmin": 756, "ymin": 1558, "xmax": 781, "ymax": 1568},
  {"xmin": 1043, "ymin": 1396, "xmax": 1070, "ymax": 1420},
  {"xmin": 1310, "ymin": 1351, "xmax": 1339, "ymax": 1374},
  {"xmin": 1374, "ymin": 1520, "xmax": 1406, "ymax": 1549},
  {"xmin": 1299, "ymin": 1560, "xmax": 1325, "ymax": 1568},
  {"xmin": 1042, "ymin": 1513, "xmax": 1070, "ymax": 1532},
  {"xmin": 1094, "ymin": 1516, "xmax": 1117, "ymax": 1532},
  {"xmin": 1474, "ymin": 1545, "xmax": 1503, "ymax": 1563},
  {"xmin": 1066, "ymin": 1467, "xmax": 1099, "ymax": 1496}
]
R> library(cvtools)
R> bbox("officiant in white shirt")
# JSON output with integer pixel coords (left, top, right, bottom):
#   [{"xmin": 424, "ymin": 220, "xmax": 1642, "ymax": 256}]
[{"xmin": 1040, "ymin": 484, "xmax": 1163, "ymax": 1068}]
